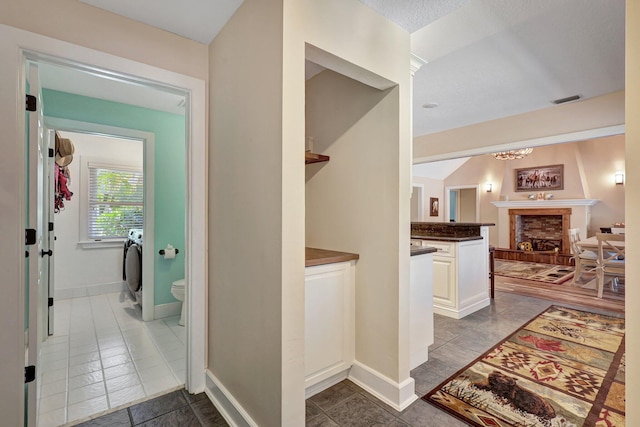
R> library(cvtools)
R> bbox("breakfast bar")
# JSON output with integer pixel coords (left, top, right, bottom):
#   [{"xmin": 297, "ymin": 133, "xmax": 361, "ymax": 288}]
[{"xmin": 411, "ymin": 222, "xmax": 494, "ymax": 319}]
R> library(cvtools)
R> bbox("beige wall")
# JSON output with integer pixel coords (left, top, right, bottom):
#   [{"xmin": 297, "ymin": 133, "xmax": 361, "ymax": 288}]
[
  {"xmin": 438, "ymin": 138, "xmax": 625, "ymax": 245},
  {"xmin": 210, "ymin": 0, "xmax": 410, "ymax": 424},
  {"xmin": 0, "ymin": 0, "xmax": 208, "ymax": 79},
  {"xmin": 625, "ymin": 0, "xmax": 639, "ymax": 423},
  {"xmin": 459, "ymin": 188, "xmax": 477, "ymax": 222},
  {"xmin": 578, "ymin": 136, "xmax": 626, "ymax": 234},
  {"xmin": 412, "ymin": 175, "xmax": 444, "ymax": 222},
  {"xmin": 305, "ymin": 69, "xmax": 402, "ymax": 379},
  {"xmin": 443, "ymin": 155, "xmax": 506, "ymax": 245},
  {"xmin": 208, "ymin": 0, "xmax": 288, "ymax": 425}
]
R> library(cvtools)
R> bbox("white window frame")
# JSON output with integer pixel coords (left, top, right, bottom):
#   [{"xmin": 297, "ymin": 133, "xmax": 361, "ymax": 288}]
[
  {"xmin": 87, "ymin": 162, "xmax": 144, "ymax": 241},
  {"xmin": 79, "ymin": 156, "xmax": 144, "ymax": 249}
]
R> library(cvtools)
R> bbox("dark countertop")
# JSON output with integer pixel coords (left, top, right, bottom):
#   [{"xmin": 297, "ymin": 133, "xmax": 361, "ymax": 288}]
[
  {"xmin": 411, "ymin": 222, "xmax": 495, "ymax": 227},
  {"xmin": 305, "ymin": 247, "xmax": 359, "ymax": 267},
  {"xmin": 411, "ymin": 246, "xmax": 438, "ymax": 256},
  {"xmin": 411, "ymin": 235, "xmax": 484, "ymax": 242}
]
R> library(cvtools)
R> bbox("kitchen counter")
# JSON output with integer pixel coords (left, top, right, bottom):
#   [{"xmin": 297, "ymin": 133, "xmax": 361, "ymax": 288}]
[
  {"xmin": 305, "ymin": 247, "xmax": 359, "ymax": 267},
  {"xmin": 411, "ymin": 222, "xmax": 494, "ymax": 240},
  {"xmin": 411, "ymin": 235, "xmax": 483, "ymax": 242}
]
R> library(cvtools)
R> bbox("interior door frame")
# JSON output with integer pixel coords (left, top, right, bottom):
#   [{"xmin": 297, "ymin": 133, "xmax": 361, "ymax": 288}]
[
  {"xmin": 444, "ymin": 184, "xmax": 480, "ymax": 223},
  {"xmin": 44, "ymin": 120, "xmax": 156, "ymax": 322},
  {"xmin": 0, "ymin": 25, "xmax": 207, "ymax": 423},
  {"xmin": 411, "ymin": 184, "xmax": 424, "ymax": 221}
]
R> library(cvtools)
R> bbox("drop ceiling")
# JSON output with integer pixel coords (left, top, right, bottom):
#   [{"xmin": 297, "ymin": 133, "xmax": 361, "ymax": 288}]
[{"xmin": 41, "ymin": 0, "xmax": 624, "ymax": 139}]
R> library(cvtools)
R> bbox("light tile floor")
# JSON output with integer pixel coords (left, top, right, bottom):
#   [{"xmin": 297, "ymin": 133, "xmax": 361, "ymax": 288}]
[{"xmin": 37, "ymin": 291, "xmax": 186, "ymax": 427}]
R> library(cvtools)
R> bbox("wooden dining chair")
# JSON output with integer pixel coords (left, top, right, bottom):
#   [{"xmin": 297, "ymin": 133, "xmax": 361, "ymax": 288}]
[
  {"xmin": 568, "ymin": 228, "xmax": 598, "ymax": 286},
  {"xmin": 595, "ymin": 232, "xmax": 625, "ymax": 298}
]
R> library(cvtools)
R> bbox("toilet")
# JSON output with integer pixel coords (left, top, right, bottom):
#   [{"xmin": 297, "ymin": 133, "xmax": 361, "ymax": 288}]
[{"xmin": 171, "ymin": 279, "xmax": 186, "ymax": 326}]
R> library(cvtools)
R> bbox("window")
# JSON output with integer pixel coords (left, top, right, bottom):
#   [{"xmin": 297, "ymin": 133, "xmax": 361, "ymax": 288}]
[{"xmin": 88, "ymin": 163, "xmax": 143, "ymax": 239}]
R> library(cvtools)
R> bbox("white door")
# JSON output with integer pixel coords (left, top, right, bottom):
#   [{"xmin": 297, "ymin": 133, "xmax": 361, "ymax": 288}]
[{"xmin": 26, "ymin": 61, "xmax": 46, "ymax": 427}]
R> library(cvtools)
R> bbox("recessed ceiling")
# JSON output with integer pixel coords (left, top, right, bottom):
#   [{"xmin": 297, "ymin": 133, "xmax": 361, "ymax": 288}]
[{"xmin": 79, "ymin": 0, "xmax": 244, "ymax": 44}]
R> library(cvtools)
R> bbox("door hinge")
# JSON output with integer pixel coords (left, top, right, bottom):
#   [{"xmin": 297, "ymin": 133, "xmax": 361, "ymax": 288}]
[
  {"xmin": 24, "ymin": 365, "xmax": 36, "ymax": 383},
  {"xmin": 25, "ymin": 251, "xmax": 29, "ymax": 258},
  {"xmin": 48, "ymin": 297, "xmax": 54, "ymax": 307},
  {"xmin": 26, "ymin": 95, "xmax": 37, "ymax": 112},
  {"xmin": 49, "ymin": 222, "xmax": 54, "ymax": 232},
  {"xmin": 25, "ymin": 229, "xmax": 36, "ymax": 245},
  {"xmin": 48, "ymin": 148, "xmax": 54, "ymax": 158}
]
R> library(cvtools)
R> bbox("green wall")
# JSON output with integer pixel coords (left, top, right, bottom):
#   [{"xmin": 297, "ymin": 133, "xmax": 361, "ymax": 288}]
[{"xmin": 42, "ymin": 89, "xmax": 186, "ymax": 306}]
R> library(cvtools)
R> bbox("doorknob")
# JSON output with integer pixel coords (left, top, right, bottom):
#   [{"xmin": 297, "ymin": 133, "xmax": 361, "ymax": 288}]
[{"xmin": 40, "ymin": 249, "xmax": 53, "ymax": 257}]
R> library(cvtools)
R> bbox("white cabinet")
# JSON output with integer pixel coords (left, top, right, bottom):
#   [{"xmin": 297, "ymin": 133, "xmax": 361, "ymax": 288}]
[
  {"xmin": 410, "ymin": 252, "xmax": 434, "ymax": 369},
  {"xmin": 423, "ymin": 237, "xmax": 490, "ymax": 319},
  {"xmin": 304, "ymin": 260, "xmax": 355, "ymax": 397}
]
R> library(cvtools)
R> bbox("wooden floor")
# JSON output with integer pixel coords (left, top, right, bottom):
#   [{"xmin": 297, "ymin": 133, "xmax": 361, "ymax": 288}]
[{"xmin": 495, "ymin": 269, "xmax": 625, "ymax": 314}]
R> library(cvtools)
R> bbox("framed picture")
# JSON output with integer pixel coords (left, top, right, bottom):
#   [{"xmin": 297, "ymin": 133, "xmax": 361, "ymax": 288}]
[
  {"xmin": 430, "ymin": 197, "xmax": 439, "ymax": 217},
  {"xmin": 515, "ymin": 164, "xmax": 564, "ymax": 192}
]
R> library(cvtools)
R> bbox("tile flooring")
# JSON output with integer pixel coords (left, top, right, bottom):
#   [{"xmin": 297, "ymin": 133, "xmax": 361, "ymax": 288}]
[
  {"xmin": 37, "ymin": 291, "xmax": 187, "ymax": 427},
  {"xmin": 80, "ymin": 291, "xmax": 623, "ymax": 426}
]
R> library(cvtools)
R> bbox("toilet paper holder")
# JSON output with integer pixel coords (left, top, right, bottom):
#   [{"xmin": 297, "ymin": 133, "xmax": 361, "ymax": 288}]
[{"xmin": 158, "ymin": 248, "xmax": 180, "ymax": 255}]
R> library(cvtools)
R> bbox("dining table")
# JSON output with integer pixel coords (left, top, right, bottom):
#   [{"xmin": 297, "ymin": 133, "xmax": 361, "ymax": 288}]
[{"xmin": 576, "ymin": 235, "xmax": 626, "ymax": 251}]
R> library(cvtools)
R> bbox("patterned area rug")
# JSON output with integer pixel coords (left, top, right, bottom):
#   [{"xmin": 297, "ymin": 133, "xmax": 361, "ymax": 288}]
[
  {"xmin": 495, "ymin": 260, "xmax": 575, "ymax": 284},
  {"xmin": 424, "ymin": 305, "xmax": 625, "ymax": 426}
]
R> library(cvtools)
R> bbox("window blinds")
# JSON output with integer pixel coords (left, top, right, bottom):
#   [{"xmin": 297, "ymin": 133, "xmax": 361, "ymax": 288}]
[{"xmin": 88, "ymin": 165, "xmax": 143, "ymax": 239}]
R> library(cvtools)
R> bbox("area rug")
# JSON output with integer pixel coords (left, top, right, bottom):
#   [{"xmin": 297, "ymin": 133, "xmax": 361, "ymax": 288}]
[
  {"xmin": 423, "ymin": 305, "xmax": 625, "ymax": 426},
  {"xmin": 495, "ymin": 260, "xmax": 575, "ymax": 284}
]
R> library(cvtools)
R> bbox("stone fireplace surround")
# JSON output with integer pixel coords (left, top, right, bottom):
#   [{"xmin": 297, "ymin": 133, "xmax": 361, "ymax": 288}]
[{"xmin": 509, "ymin": 208, "xmax": 572, "ymax": 254}]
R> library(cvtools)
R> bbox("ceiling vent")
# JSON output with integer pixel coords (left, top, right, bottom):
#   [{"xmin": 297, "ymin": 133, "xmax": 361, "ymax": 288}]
[{"xmin": 552, "ymin": 95, "xmax": 581, "ymax": 105}]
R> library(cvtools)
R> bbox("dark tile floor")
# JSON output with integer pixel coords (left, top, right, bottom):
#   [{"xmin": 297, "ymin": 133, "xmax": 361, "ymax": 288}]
[
  {"xmin": 76, "ymin": 291, "xmax": 622, "ymax": 427},
  {"xmin": 72, "ymin": 389, "xmax": 228, "ymax": 426}
]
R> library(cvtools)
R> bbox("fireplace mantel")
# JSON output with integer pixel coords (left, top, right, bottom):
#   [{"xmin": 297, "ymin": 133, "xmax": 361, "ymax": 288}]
[{"xmin": 491, "ymin": 199, "xmax": 599, "ymax": 208}]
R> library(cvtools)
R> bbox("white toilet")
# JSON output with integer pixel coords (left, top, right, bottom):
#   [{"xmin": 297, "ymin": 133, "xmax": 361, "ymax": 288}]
[{"xmin": 171, "ymin": 279, "xmax": 186, "ymax": 326}]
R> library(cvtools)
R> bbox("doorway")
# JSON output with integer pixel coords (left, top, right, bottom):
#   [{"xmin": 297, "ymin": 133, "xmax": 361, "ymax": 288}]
[
  {"xmin": 0, "ymin": 25, "xmax": 207, "ymax": 427},
  {"xmin": 446, "ymin": 185, "xmax": 479, "ymax": 222}
]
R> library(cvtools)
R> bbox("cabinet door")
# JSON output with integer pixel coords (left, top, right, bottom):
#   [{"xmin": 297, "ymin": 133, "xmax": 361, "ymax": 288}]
[
  {"xmin": 304, "ymin": 262, "xmax": 355, "ymax": 388},
  {"xmin": 432, "ymin": 257, "xmax": 456, "ymax": 309}
]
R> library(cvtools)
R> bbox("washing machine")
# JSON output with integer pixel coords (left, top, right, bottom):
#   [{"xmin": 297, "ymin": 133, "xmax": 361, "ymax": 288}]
[{"xmin": 123, "ymin": 228, "xmax": 143, "ymax": 304}]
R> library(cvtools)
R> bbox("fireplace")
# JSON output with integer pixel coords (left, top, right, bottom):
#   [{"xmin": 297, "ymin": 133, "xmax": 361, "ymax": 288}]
[{"xmin": 509, "ymin": 208, "xmax": 572, "ymax": 254}]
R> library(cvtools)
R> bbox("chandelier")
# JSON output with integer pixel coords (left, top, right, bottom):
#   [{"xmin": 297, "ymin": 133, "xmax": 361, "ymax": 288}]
[{"xmin": 491, "ymin": 148, "xmax": 533, "ymax": 160}]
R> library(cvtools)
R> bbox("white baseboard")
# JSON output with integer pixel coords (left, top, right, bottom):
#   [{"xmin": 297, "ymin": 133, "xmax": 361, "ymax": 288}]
[
  {"xmin": 205, "ymin": 370, "xmax": 257, "ymax": 427},
  {"xmin": 55, "ymin": 281, "xmax": 126, "ymax": 300},
  {"xmin": 434, "ymin": 297, "xmax": 490, "ymax": 319},
  {"xmin": 154, "ymin": 301, "xmax": 182, "ymax": 319},
  {"xmin": 348, "ymin": 361, "xmax": 418, "ymax": 411},
  {"xmin": 305, "ymin": 369, "xmax": 350, "ymax": 399}
]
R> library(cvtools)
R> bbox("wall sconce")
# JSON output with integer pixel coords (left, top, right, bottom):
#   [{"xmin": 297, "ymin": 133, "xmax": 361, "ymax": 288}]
[
  {"xmin": 484, "ymin": 183, "xmax": 492, "ymax": 192},
  {"xmin": 615, "ymin": 172, "xmax": 624, "ymax": 185}
]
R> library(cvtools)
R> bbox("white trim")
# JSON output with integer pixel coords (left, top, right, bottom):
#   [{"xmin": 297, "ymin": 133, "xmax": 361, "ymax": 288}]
[
  {"xmin": 491, "ymin": 199, "xmax": 600, "ymax": 208},
  {"xmin": 45, "ymin": 118, "xmax": 156, "ymax": 323},
  {"xmin": 433, "ymin": 297, "xmax": 491, "ymax": 319},
  {"xmin": 55, "ymin": 281, "xmax": 126, "ymax": 300},
  {"xmin": 305, "ymin": 370, "xmax": 350, "ymax": 399},
  {"xmin": 348, "ymin": 361, "xmax": 418, "ymax": 411},
  {"xmin": 154, "ymin": 301, "xmax": 183, "ymax": 319},
  {"xmin": 205, "ymin": 370, "xmax": 257, "ymax": 427},
  {"xmin": 78, "ymin": 239, "xmax": 126, "ymax": 249},
  {"xmin": 413, "ymin": 125, "xmax": 626, "ymax": 164}
]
